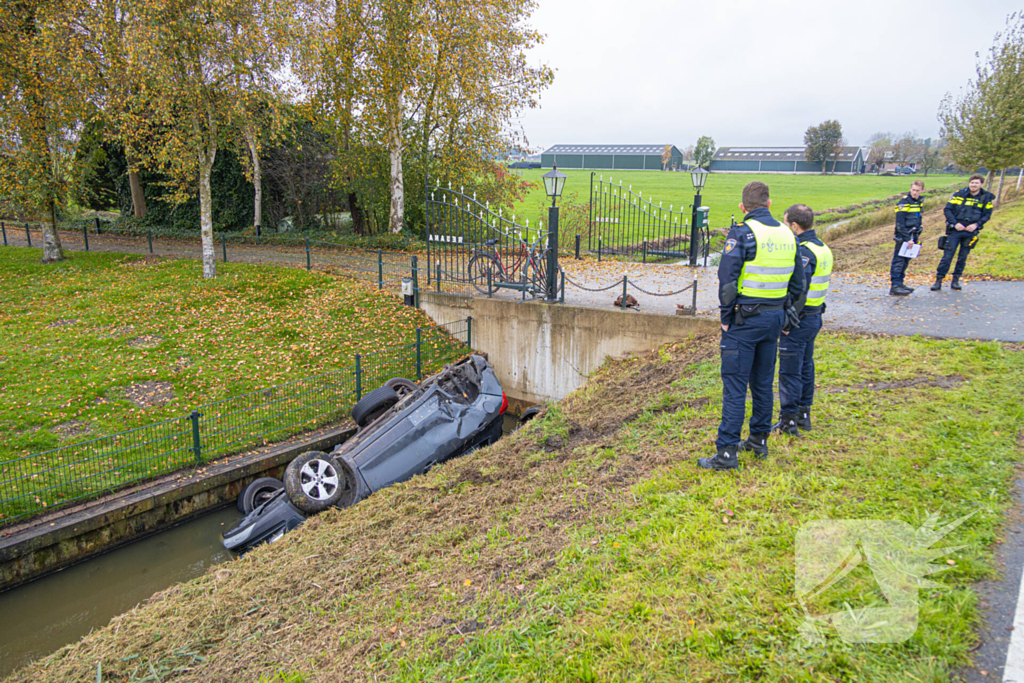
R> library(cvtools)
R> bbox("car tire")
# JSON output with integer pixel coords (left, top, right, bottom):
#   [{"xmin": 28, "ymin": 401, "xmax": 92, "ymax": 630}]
[
  {"xmin": 352, "ymin": 385, "xmax": 400, "ymax": 427},
  {"xmin": 284, "ymin": 451, "xmax": 345, "ymax": 514},
  {"xmin": 334, "ymin": 457, "xmax": 360, "ymax": 509},
  {"xmin": 385, "ymin": 377, "xmax": 419, "ymax": 397},
  {"xmin": 519, "ymin": 406, "xmax": 543, "ymax": 425},
  {"xmin": 240, "ymin": 477, "xmax": 284, "ymax": 514}
]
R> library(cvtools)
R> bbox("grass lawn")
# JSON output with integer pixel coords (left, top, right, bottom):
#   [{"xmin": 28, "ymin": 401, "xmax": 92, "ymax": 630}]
[
  {"xmin": 14, "ymin": 332, "xmax": 1024, "ymax": 682},
  {"xmin": 0, "ymin": 248, "xmax": 454, "ymax": 516},
  {"xmin": 509, "ymin": 169, "xmax": 971, "ymax": 232}
]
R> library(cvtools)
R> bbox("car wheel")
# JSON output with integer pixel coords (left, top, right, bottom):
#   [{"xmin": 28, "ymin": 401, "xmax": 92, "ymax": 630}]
[
  {"xmin": 285, "ymin": 451, "xmax": 345, "ymax": 514},
  {"xmin": 240, "ymin": 477, "xmax": 284, "ymax": 514},
  {"xmin": 519, "ymin": 406, "xmax": 542, "ymax": 425},
  {"xmin": 352, "ymin": 385, "xmax": 400, "ymax": 427},
  {"xmin": 385, "ymin": 377, "xmax": 419, "ymax": 397},
  {"xmin": 334, "ymin": 457, "xmax": 360, "ymax": 509}
]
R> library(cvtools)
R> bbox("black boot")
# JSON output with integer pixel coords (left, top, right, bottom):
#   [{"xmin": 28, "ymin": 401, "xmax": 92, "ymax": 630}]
[
  {"xmin": 697, "ymin": 445, "xmax": 739, "ymax": 471},
  {"xmin": 889, "ymin": 284, "xmax": 912, "ymax": 296},
  {"xmin": 796, "ymin": 406, "xmax": 812, "ymax": 431},
  {"xmin": 951, "ymin": 277, "xmax": 962, "ymax": 290},
  {"xmin": 739, "ymin": 432, "xmax": 769, "ymax": 459},
  {"xmin": 776, "ymin": 413, "xmax": 800, "ymax": 436},
  {"xmin": 930, "ymin": 277, "xmax": 943, "ymax": 291}
]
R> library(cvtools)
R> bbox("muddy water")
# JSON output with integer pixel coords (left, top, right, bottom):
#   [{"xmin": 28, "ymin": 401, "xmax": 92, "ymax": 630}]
[{"xmin": 0, "ymin": 505, "xmax": 242, "ymax": 677}]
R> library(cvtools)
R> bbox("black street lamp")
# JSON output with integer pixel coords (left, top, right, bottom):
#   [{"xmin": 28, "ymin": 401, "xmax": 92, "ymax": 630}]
[
  {"xmin": 688, "ymin": 167, "xmax": 710, "ymax": 266},
  {"xmin": 541, "ymin": 165, "xmax": 567, "ymax": 301}
]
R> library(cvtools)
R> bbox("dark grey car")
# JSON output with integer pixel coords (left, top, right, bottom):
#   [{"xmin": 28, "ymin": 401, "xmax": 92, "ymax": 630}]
[{"xmin": 222, "ymin": 354, "xmax": 506, "ymax": 553}]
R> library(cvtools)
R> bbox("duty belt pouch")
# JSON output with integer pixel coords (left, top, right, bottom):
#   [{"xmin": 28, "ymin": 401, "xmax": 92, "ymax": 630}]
[
  {"xmin": 739, "ymin": 303, "xmax": 761, "ymax": 319},
  {"xmin": 937, "ymin": 235, "xmax": 947, "ymax": 250}
]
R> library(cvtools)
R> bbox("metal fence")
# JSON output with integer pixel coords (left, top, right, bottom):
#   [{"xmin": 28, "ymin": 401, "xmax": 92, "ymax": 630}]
[{"xmin": 0, "ymin": 319, "xmax": 471, "ymax": 526}]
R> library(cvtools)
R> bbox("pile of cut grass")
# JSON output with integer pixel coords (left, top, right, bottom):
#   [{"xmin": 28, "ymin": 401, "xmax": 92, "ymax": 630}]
[{"xmin": 11, "ymin": 332, "xmax": 1024, "ymax": 682}]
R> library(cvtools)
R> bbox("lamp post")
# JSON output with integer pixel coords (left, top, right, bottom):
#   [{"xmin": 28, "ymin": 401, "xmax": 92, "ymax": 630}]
[
  {"xmin": 688, "ymin": 167, "xmax": 709, "ymax": 266},
  {"xmin": 541, "ymin": 164, "xmax": 567, "ymax": 302}
]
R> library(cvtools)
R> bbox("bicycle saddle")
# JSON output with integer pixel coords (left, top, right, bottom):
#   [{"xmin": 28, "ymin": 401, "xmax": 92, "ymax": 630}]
[{"xmin": 483, "ymin": 239, "xmax": 498, "ymax": 246}]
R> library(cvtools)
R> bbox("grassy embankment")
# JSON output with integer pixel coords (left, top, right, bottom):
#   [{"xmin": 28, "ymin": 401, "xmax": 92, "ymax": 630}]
[
  {"xmin": 12, "ymin": 332, "xmax": 1024, "ymax": 682},
  {"xmin": 0, "ymin": 248, "xmax": 445, "ymax": 466},
  {"xmin": 509, "ymin": 169, "xmax": 971, "ymax": 230},
  {"xmin": 829, "ymin": 191, "xmax": 1024, "ymax": 280}
]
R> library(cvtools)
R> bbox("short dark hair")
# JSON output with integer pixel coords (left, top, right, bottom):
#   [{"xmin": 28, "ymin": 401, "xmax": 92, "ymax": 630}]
[
  {"xmin": 969, "ymin": 173, "xmax": 985, "ymax": 183},
  {"xmin": 742, "ymin": 181, "xmax": 770, "ymax": 210},
  {"xmin": 785, "ymin": 204, "xmax": 814, "ymax": 231}
]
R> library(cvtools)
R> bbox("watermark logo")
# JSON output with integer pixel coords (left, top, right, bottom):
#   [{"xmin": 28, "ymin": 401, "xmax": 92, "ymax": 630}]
[{"xmin": 795, "ymin": 510, "xmax": 976, "ymax": 644}]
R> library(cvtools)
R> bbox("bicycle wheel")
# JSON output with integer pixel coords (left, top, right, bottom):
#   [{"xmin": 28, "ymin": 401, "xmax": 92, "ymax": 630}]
[{"xmin": 467, "ymin": 254, "xmax": 499, "ymax": 295}]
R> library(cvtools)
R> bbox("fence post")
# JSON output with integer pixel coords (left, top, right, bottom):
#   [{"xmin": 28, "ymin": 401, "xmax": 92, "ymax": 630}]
[
  {"xmin": 560, "ymin": 268, "xmax": 565, "ymax": 304},
  {"xmin": 692, "ymin": 278, "xmax": 698, "ymax": 314},
  {"xmin": 575, "ymin": 234, "xmax": 581, "ymax": 260},
  {"xmin": 305, "ymin": 237, "xmax": 311, "ymax": 271},
  {"xmin": 436, "ymin": 262, "xmax": 441, "ymax": 293},
  {"xmin": 466, "ymin": 316, "xmax": 472, "ymax": 349},
  {"xmin": 415, "ymin": 328, "xmax": 422, "ymax": 381},
  {"xmin": 355, "ymin": 354, "xmax": 362, "ymax": 401},
  {"xmin": 622, "ymin": 276, "xmax": 628, "ymax": 309},
  {"xmin": 597, "ymin": 237, "xmax": 602, "ymax": 262},
  {"xmin": 643, "ymin": 240, "xmax": 647, "ymax": 263},
  {"xmin": 83, "ymin": 224, "xmax": 89, "ymax": 251},
  {"xmin": 148, "ymin": 230, "xmax": 153, "ymax": 254},
  {"xmin": 189, "ymin": 411, "xmax": 202, "ymax": 463},
  {"xmin": 94, "ymin": 216, "xmax": 101, "ymax": 235},
  {"xmin": 411, "ymin": 255, "xmax": 420, "ymax": 308},
  {"xmin": 487, "ymin": 264, "xmax": 492, "ymax": 297},
  {"xmin": 377, "ymin": 250, "xmax": 383, "ymax": 289},
  {"xmin": 26, "ymin": 225, "xmax": 32, "ymax": 247},
  {"xmin": 1, "ymin": 222, "xmax": 6, "ymax": 246},
  {"xmin": 222, "ymin": 235, "xmax": 227, "ymax": 262}
]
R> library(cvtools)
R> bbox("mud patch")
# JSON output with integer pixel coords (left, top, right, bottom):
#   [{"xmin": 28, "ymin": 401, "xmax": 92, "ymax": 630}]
[
  {"xmin": 128, "ymin": 335, "xmax": 163, "ymax": 349},
  {"xmin": 454, "ymin": 469, "xmax": 496, "ymax": 486},
  {"xmin": 121, "ymin": 255, "xmax": 166, "ymax": 267},
  {"xmin": 124, "ymin": 381, "xmax": 174, "ymax": 408},
  {"xmin": 52, "ymin": 420, "xmax": 89, "ymax": 439},
  {"xmin": 172, "ymin": 357, "xmax": 193, "ymax": 373},
  {"xmin": 46, "ymin": 318, "xmax": 78, "ymax": 329},
  {"xmin": 97, "ymin": 326, "xmax": 135, "ymax": 339},
  {"xmin": 824, "ymin": 374, "xmax": 967, "ymax": 394}
]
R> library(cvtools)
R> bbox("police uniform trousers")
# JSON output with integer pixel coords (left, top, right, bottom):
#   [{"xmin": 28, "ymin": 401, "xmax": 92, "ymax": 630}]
[
  {"xmin": 937, "ymin": 231, "xmax": 979, "ymax": 279},
  {"xmin": 716, "ymin": 309, "xmax": 785, "ymax": 450},
  {"xmin": 889, "ymin": 242, "xmax": 912, "ymax": 286},
  {"xmin": 777, "ymin": 312, "xmax": 822, "ymax": 415}
]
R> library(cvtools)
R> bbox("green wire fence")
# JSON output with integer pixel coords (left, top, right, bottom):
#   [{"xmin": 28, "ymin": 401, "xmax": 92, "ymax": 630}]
[{"xmin": 0, "ymin": 318, "xmax": 471, "ymax": 525}]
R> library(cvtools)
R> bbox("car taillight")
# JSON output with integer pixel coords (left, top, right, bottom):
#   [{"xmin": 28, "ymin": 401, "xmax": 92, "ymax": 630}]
[{"xmin": 499, "ymin": 391, "xmax": 508, "ymax": 415}]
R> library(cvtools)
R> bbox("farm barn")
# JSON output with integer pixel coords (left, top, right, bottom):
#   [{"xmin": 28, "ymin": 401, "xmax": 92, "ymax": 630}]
[
  {"xmin": 541, "ymin": 144, "xmax": 685, "ymax": 171},
  {"xmin": 710, "ymin": 146, "xmax": 868, "ymax": 174}
]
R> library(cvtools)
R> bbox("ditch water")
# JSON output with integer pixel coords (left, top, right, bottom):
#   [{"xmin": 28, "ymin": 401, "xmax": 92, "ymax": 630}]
[
  {"xmin": 0, "ymin": 412, "xmax": 524, "ymax": 676},
  {"xmin": 0, "ymin": 505, "xmax": 242, "ymax": 677}
]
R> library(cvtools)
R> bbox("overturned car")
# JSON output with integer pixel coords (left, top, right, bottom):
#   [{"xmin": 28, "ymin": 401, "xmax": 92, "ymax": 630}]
[{"xmin": 223, "ymin": 354, "xmax": 506, "ymax": 553}]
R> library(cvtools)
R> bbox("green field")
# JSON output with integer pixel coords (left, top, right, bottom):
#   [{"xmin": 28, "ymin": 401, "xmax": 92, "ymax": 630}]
[{"xmin": 509, "ymin": 169, "xmax": 971, "ymax": 231}]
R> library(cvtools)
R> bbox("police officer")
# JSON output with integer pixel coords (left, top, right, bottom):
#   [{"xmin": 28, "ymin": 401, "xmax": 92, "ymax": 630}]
[
  {"xmin": 932, "ymin": 174, "xmax": 995, "ymax": 291},
  {"xmin": 699, "ymin": 181, "xmax": 805, "ymax": 471},
  {"xmin": 889, "ymin": 180, "xmax": 925, "ymax": 296},
  {"xmin": 776, "ymin": 204, "xmax": 832, "ymax": 436}
]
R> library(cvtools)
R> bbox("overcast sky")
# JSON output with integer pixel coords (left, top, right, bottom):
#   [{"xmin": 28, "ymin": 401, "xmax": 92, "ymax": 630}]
[{"xmin": 517, "ymin": 0, "xmax": 1020, "ymax": 153}]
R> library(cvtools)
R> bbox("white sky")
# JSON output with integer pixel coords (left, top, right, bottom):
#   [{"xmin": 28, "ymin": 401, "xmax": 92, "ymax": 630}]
[{"xmin": 518, "ymin": 0, "xmax": 1021, "ymax": 152}]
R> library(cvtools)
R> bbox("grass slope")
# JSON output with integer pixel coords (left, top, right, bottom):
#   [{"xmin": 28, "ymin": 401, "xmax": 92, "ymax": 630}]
[
  {"xmin": 0, "ymin": 248, "xmax": 441, "ymax": 461},
  {"xmin": 829, "ymin": 193, "xmax": 1024, "ymax": 280},
  {"xmin": 509, "ymin": 170, "xmax": 970, "ymax": 230},
  {"xmin": 12, "ymin": 333, "xmax": 1024, "ymax": 682}
]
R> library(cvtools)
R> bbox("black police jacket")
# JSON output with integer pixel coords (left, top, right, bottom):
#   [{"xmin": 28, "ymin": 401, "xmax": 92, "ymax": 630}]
[
  {"xmin": 894, "ymin": 193, "xmax": 924, "ymax": 241},
  {"xmin": 943, "ymin": 187, "xmax": 995, "ymax": 230},
  {"xmin": 717, "ymin": 207, "xmax": 805, "ymax": 327}
]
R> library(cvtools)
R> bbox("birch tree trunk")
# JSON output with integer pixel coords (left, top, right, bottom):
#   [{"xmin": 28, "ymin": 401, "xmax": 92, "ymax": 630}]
[
  {"xmin": 388, "ymin": 93, "xmax": 405, "ymax": 234},
  {"xmin": 40, "ymin": 197, "xmax": 65, "ymax": 263},
  {"xmin": 126, "ymin": 153, "xmax": 147, "ymax": 218},
  {"xmin": 198, "ymin": 145, "xmax": 217, "ymax": 279},
  {"xmin": 243, "ymin": 125, "xmax": 262, "ymax": 235},
  {"xmin": 1017, "ymin": 166, "xmax": 1023, "ymax": 191},
  {"xmin": 996, "ymin": 168, "xmax": 1006, "ymax": 206}
]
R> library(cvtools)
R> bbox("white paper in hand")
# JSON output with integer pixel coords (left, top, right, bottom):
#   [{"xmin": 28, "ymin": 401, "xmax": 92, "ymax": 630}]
[{"xmin": 898, "ymin": 241, "xmax": 921, "ymax": 259}]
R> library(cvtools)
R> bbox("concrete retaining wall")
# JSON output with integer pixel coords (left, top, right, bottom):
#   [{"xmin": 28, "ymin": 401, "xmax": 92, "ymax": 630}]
[
  {"xmin": 0, "ymin": 425, "xmax": 354, "ymax": 592},
  {"xmin": 421, "ymin": 293, "xmax": 718, "ymax": 405}
]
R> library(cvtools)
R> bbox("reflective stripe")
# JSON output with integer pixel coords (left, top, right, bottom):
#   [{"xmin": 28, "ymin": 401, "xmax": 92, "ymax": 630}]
[
  {"xmin": 803, "ymin": 240, "xmax": 834, "ymax": 308},
  {"xmin": 745, "ymin": 265, "xmax": 795, "ymax": 275},
  {"xmin": 742, "ymin": 280, "xmax": 788, "ymax": 290},
  {"xmin": 811, "ymin": 275, "xmax": 830, "ymax": 284}
]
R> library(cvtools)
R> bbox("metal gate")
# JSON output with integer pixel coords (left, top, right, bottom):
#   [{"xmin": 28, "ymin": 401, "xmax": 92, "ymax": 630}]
[
  {"xmin": 424, "ymin": 177, "xmax": 558, "ymax": 299},
  {"xmin": 588, "ymin": 172, "xmax": 711, "ymax": 261}
]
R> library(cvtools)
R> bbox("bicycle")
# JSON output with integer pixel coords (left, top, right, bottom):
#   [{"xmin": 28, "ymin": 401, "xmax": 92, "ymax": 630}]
[{"xmin": 466, "ymin": 229, "xmax": 556, "ymax": 298}]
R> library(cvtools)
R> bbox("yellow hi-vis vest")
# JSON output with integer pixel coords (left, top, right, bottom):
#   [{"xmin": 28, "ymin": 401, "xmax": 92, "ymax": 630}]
[
  {"xmin": 802, "ymin": 241, "xmax": 833, "ymax": 307},
  {"xmin": 738, "ymin": 220, "xmax": 797, "ymax": 299}
]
